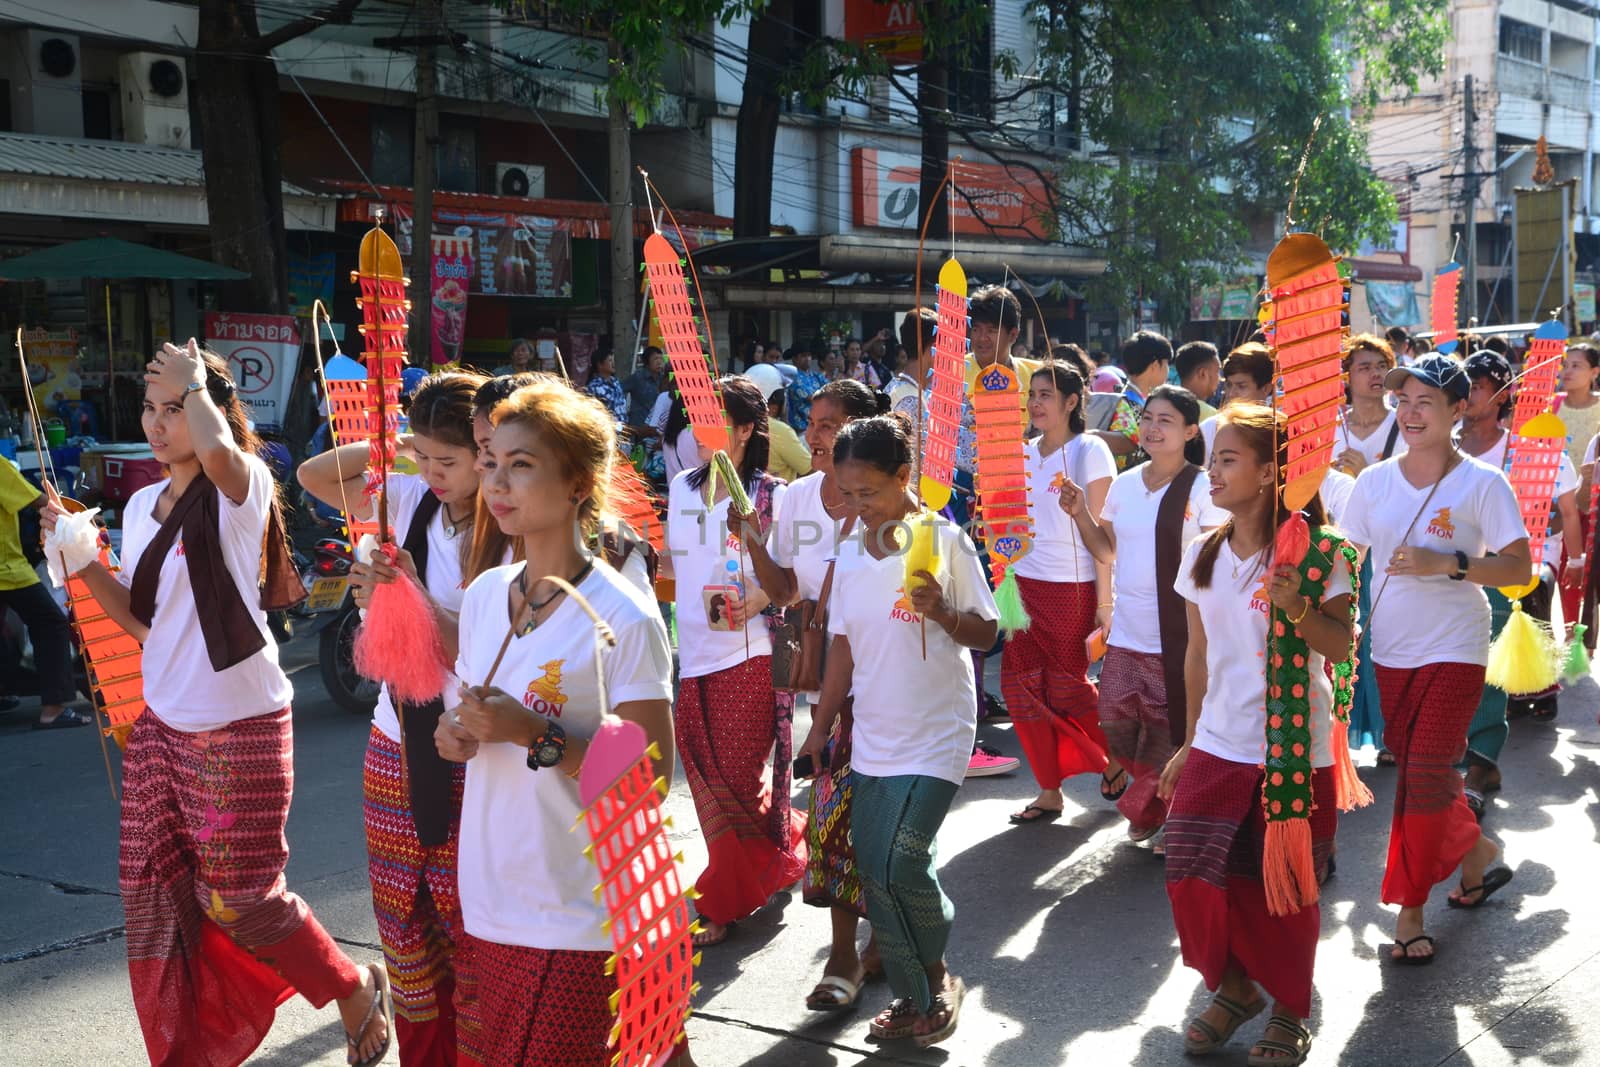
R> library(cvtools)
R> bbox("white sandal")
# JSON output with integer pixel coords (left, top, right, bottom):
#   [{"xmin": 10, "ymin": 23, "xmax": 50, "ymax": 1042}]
[{"xmin": 806, "ymin": 973, "xmax": 862, "ymax": 1011}]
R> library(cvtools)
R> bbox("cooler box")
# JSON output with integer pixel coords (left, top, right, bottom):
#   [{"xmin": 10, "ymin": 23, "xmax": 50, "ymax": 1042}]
[
  {"xmin": 102, "ymin": 449, "xmax": 163, "ymax": 502},
  {"xmin": 82, "ymin": 444, "xmax": 156, "ymax": 497}
]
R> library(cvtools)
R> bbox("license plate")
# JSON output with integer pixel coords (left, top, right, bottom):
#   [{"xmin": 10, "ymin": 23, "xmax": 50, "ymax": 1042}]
[{"xmin": 305, "ymin": 576, "xmax": 349, "ymax": 612}]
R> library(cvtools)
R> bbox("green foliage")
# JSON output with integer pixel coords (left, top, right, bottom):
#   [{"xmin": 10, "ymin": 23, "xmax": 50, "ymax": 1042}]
[
  {"xmin": 493, "ymin": 0, "xmax": 762, "ymax": 125},
  {"xmin": 1032, "ymin": 0, "xmax": 1450, "ymax": 321}
]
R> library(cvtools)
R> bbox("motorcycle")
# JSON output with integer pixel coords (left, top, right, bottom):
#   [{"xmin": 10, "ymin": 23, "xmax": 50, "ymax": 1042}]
[{"xmin": 291, "ymin": 536, "xmax": 380, "ymax": 714}]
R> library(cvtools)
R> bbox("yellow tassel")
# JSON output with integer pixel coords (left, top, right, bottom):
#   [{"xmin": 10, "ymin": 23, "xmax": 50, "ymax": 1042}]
[
  {"xmin": 582, "ymin": 844, "xmax": 594, "ymax": 860},
  {"xmin": 662, "ymin": 816, "xmax": 674, "ymax": 828},
  {"xmin": 1486, "ymin": 600, "xmax": 1559, "ymax": 695},
  {"xmin": 685, "ymin": 886, "xmax": 701, "ymax": 901},
  {"xmin": 654, "ymin": 776, "xmax": 669, "ymax": 797},
  {"xmin": 647, "ymin": 740, "xmax": 662, "ymax": 760},
  {"xmin": 691, "ymin": 951, "xmax": 703, "ymax": 967},
  {"xmin": 592, "ymin": 884, "xmax": 603, "ymax": 904},
  {"xmin": 601, "ymin": 918, "xmax": 613, "ymax": 934},
  {"xmin": 673, "ymin": 851, "xmax": 685, "ymax": 864},
  {"xmin": 604, "ymin": 954, "xmax": 617, "ymax": 975},
  {"xmin": 607, "ymin": 989, "xmax": 620, "ymax": 1014}
]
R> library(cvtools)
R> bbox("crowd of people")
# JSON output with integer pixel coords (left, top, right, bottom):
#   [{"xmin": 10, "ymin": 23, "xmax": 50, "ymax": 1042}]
[{"xmin": 19, "ymin": 281, "xmax": 1593, "ymax": 1066}]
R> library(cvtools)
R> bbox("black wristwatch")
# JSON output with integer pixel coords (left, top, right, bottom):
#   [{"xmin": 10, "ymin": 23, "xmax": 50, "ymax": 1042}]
[
  {"xmin": 1449, "ymin": 550, "xmax": 1470, "ymax": 581},
  {"xmin": 526, "ymin": 719, "xmax": 567, "ymax": 770}
]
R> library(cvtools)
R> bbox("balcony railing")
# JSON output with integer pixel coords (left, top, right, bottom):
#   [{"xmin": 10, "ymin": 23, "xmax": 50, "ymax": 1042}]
[{"xmin": 1498, "ymin": 55, "xmax": 1592, "ymax": 112}]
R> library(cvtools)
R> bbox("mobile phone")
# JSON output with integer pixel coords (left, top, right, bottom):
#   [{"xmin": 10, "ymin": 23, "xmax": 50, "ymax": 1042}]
[
  {"xmin": 792, "ymin": 753, "xmax": 817, "ymax": 778},
  {"xmin": 536, "ymin": 339, "xmax": 557, "ymax": 360}
]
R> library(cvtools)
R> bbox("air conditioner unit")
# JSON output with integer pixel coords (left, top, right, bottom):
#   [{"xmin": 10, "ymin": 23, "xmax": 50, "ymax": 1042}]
[
  {"xmin": 18, "ymin": 30, "xmax": 83, "ymax": 137},
  {"xmin": 118, "ymin": 52, "xmax": 189, "ymax": 149},
  {"xmin": 495, "ymin": 162, "xmax": 546, "ymax": 199}
]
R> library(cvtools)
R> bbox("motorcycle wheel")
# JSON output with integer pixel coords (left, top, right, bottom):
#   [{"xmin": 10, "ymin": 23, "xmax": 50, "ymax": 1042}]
[{"xmin": 319, "ymin": 605, "xmax": 380, "ymax": 714}]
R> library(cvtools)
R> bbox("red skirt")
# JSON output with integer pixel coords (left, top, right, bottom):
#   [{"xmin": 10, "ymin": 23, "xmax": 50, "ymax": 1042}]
[
  {"xmin": 1165, "ymin": 749, "xmax": 1336, "ymax": 1020},
  {"xmin": 1375, "ymin": 662, "xmax": 1486, "ymax": 907},
  {"xmin": 1001, "ymin": 577, "xmax": 1108, "ymax": 789},
  {"xmin": 364, "ymin": 726, "xmax": 469, "ymax": 1065},
  {"xmin": 675, "ymin": 655, "xmax": 807, "ymax": 925},
  {"xmin": 1098, "ymin": 646, "xmax": 1175, "ymax": 831},
  {"xmin": 120, "ymin": 707, "xmax": 363, "ymax": 1067},
  {"xmin": 455, "ymin": 936, "xmax": 615, "ymax": 1067}
]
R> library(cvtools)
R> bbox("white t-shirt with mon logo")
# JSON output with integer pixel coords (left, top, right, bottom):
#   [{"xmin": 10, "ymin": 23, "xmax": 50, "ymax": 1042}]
[
  {"xmin": 1339, "ymin": 454, "xmax": 1525, "ymax": 668},
  {"xmin": 1174, "ymin": 536, "xmax": 1351, "ymax": 767},
  {"xmin": 827, "ymin": 513, "xmax": 998, "ymax": 785},
  {"xmin": 451, "ymin": 560, "xmax": 674, "ymax": 951},
  {"xmin": 1014, "ymin": 434, "xmax": 1117, "ymax": 582}
]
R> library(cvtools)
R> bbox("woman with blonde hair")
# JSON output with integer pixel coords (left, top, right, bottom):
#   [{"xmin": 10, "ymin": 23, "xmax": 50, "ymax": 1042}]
[{"xmin": 434, "ymin": 376, "xmax": 688, "ymax": 1064}]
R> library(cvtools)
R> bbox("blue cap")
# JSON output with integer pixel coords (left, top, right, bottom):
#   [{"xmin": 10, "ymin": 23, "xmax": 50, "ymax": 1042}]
[{"xmin": 1384, "ymin": 353, "xmax": 1469, "ymax": 402}]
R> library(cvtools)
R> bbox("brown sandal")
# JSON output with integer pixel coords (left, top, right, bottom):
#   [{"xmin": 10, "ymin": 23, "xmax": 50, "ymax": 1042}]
[{"xmin": 1184, "ymin": 992, "xmax": 1265, "ymax": 1054}]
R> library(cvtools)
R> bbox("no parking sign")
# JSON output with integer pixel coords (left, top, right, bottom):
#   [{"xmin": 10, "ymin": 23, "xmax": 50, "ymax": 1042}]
[{"xmin": 203, "ymin": 313, "xmax": 301, "ymax": 432}]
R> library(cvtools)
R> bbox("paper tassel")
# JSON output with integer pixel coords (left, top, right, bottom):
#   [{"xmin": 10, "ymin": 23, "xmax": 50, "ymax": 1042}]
[
  {"xmin": 1275, "ymin": 512, "xmax": 1311, "ymax": 568},
  {"xmin": 1562, "ymin": 623, "xmax": 1591, "ymax": 682},
  {"xmin": 353, "ymin": 543, "xmax": 450, "ymax": 704},
  {"xmin": 903, "ymin": 509, "xmax": 940, "ymax": 592},
  {"xmin": 1485, "ymin": 600, "xmax": 1558, "ymax": 695},
  {"xmin": 1261, "ymin": 816, "xmax": 1319, "ymax": 918},
  {"xmin": 992, "ymin": 566, "xmax": 1031, "ymax": 633},
  {"xmin": 1328, "ymin": 718, "xmax": 1372, "ymax": 812}
]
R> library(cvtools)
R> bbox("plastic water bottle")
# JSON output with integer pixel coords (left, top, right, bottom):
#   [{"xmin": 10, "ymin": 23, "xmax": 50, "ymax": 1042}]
[{"xmin": 723, "ymin": 558, "xmax": 743, "ymax": 597}]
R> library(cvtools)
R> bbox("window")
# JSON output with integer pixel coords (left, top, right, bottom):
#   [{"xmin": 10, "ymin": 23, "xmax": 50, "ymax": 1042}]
[
  {"xmin": 436, "ymin": 122, "xmax": 477, "ymax": 193},
  {"xmin": 371, "ymin": 106, "xmax": 414, "ymax": 186},
  {"xmin": 82, "ymin": 87, "xmax": 113, "ymax": 140},
  {"xmin": 1499, "ymin": 18, "xmax": 1542, "ymax": 63}
]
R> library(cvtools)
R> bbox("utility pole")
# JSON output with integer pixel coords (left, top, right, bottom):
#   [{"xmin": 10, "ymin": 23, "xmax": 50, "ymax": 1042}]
[
  {"xmin": 1463, "ymin": 73, "xmax": 1479, "ymax": 323},
  {"xmin": 608, "ymin": 38, "xmax": 638, "ymax": 371},
  {"xmin": 410, "ymin": 0, "xmax": 440, "ymax": 364}
]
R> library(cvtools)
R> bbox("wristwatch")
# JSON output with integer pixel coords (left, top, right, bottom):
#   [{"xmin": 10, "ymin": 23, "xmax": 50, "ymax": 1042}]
[
  {"xmin": 526, "ymin": 719, "xmax": 567, "ymax": 771},
  {"xmin": 1449, "ymin": 550, "xmax": 1470, "ymax": 581},
  {"xmin": 182, "ymin": 380, "xmax": 205, "ymax": 400}
]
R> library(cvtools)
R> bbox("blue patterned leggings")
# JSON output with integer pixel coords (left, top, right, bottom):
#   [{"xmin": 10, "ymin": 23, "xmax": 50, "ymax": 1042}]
[{"xmin": 852, "ymin": 773, "xmax": 960, "ymax": 1012}]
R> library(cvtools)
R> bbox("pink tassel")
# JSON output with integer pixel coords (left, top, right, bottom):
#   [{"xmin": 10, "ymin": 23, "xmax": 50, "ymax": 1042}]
[
  {"xmin": 353, "ymin": 543, "xmax": 451, "ymax": 704},
  {"xmin": 1275, "ymin": 512, "xmax": 1311, "ymax": 567}
]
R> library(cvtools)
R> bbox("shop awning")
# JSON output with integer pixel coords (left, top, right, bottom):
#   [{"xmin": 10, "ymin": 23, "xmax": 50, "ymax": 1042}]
[
  {"xmin": 692, "ymin": 233, "xmax": 1107, "ymax": 279},
  {"xmin": 0, "ymin": 132, "xmax": 336, "ymax": 231},
  {"xmin": 0, "ymin": 237, "xmax": 247, "ymax": 281}
]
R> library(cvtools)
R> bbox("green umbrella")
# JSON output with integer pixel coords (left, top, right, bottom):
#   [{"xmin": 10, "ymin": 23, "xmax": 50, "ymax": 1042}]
[{"xmin": 0, "ymin": 236, "xmax": 247, "ymax": 280}]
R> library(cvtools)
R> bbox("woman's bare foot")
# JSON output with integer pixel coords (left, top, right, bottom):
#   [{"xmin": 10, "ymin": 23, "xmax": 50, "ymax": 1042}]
[
  {"xmin": 1390, "ymin": 905, "xmax": 1433, "ymax": 961},
  {"xmin": 335, "ymin": 964, "xmax": 389, "ymax": 1065},
  {"xmin": 692, "ymin": 919, "xmax": 730, "ymax": 947}
]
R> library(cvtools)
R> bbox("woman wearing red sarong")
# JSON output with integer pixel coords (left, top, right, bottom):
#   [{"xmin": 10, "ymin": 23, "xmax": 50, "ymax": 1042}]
[
  {"xmin": 46, "ymin": 340, "xmax": 389, "ymax": 1067},
  {"xmin": 1340, "ymin": 355, "xmax": 1525, "ymax": 964},
  {"xmin": 1003, "ymin": 363, "xmax": 1115, "ymax": 824},
  {"xmin": 1161, "ymin": 403, "xmax": 1352, "ymax": 1065},
  {"xmin": 435, "ymin": 377, "xmax": 690, "ymax": 1065},
  {"xmin": 300, "ymin": 371, "xmax": 504, "ymax": 1066},
  {"xmin": 665, "ymin": 376, "xmax": 807, "ymax": 947}
]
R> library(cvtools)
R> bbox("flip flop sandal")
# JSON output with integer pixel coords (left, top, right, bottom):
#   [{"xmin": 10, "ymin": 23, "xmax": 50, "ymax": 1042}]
[
  {"xmin": 1009, "ymin": 804, "xmax": 1064, "ymax": 825},
  {"xmin": 1376, "ymin": 749, "xmax": 1397, "ymax": 767},
  {"xmin": 806, "ymin": 974, "xmax": 863, "ymax": 1012},
  {"xmin": 868, "ymin": 998, "xmax": 919, "ymax": 1040},
  {"xmin": 32, "ymin": 709, "xmax": 90, "ymax": 730},
  {"xmin": 345, "ymin": 963, "xmax": 392, "ymax": 1067},
  {"xmin": 1447, "ymin": 866, "xmax": 1514, "ymax": 909},
  {"xmin": 1128, "ymin": 823, "xmax": 1161, "ymax": 844},
  {"xmin": 913, "ymin": 976, "xmax": 965, "ymax": 1048},
  {"xmin": 1184, "ymin": 992, "xmax": 1266, "ymax": 1054},
  {"xmin": 1246, "ymin": 1015, "xmax": 1313, "ymax": 1067},
  {"xmin": 1390, "ymin": 934, "xmax": 1436, "ymax": 965},
  {"xmin": 1100, "ymin": 767, "xmax": 1129, "ymax": 800},
  {"xmin": 1464, "ymin": 789, "xmax": 1486, "ymax": 820}
]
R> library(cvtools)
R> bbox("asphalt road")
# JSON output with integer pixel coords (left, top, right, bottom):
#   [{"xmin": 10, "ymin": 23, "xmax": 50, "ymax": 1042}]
[{"xmin": 2, "ymin": 636, "xmax": 1599, "ymax": 1066}]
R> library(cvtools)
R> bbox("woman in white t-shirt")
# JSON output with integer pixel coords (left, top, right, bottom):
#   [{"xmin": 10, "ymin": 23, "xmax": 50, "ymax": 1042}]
[
  {"xmin": 1340, "ymin": 356, "xmax": 1526, "ymax": 964},
  {"xmin": 1160, "ymin": 403, "xmax": 1353, "ymax": 1065},
  {"xmin": 733, "ymin": 378, "xmax": 885, "ymax": 1010},
  {"xmin": 1063, "ymin": 385, "xmax": 1224, "ymax": 842},
  {"xmin": 798, "ymin": 415, "xmax": 998, "ymax": 1049},
  {"xmin": 665, "ymin": 376, "xmax": 806, "ymax": 949},
  {"xmin": 48, "ymin": 341, "xmax": 390, "ymax": 1066},
  {"xmin": 432, "ymin": 377, "xmax": 687, "ymax": 1065},
  {"xmin": 1003, "ymin": 364, "xmax": 1117, "ymax": 825},
  {"xmin": 299, "ymin": 371, "xmax": 496, "ymax": 1064}
]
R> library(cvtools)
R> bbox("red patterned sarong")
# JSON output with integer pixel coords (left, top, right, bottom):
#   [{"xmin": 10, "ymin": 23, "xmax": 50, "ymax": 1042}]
[
  {"xmin": 675, "ymin": 655, "xmax": 807, "ymax": 925},
  {"xmin": 1165, "ymin": 749, "xmax": 1336, "ymax": 1019},
  {"xmin": 1098, "ymin": 646, "xmax": 1174, "ymax": 832},
  {"xmin": 364, "ymin": 726, "xmax": 469, "ymax": 1066},
  {"xmin": 120, "ymin": 707, "xmax": 363, "ymax": 1067},
  {"xmin": 1375, "ymin": 662, "xmax": 1486, "ymax": 907},
  {"xmin": 1002, "ymin": 577, "xmax": 1108, "ymax": 789},
  {"xmin": 455, "ymin": 937, "xmax": 613, "ymax": 1067}
]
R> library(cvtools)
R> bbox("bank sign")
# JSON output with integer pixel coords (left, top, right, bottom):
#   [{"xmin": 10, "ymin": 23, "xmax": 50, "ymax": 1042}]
[{"xmin": 850, "ymin": 148, "xmax": 1054, "ymax": 240}]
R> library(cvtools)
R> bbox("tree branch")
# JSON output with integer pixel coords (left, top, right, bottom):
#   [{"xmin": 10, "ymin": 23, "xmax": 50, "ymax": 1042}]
[{"xmin": 253, "ymin": 0, "xmax": 365, "ymax": 55}]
